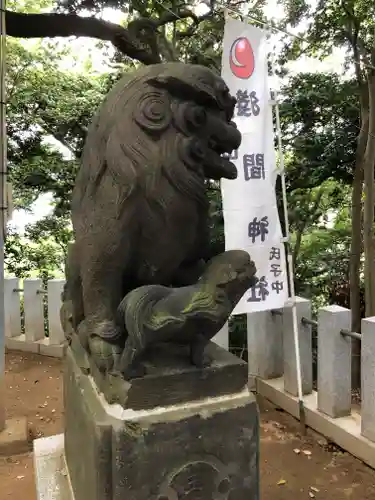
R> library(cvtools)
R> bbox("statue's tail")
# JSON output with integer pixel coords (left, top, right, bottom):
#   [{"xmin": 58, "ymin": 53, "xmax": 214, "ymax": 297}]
[{"xmin": 116, "ymin": 285, "xmax": 172, "ymax": 349}]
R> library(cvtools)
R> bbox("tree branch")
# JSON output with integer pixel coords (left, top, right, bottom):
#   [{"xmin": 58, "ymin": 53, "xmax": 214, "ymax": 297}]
[
  {"xmin": 117, "ymin": 8, "xmax": 210, "ymax": 62},
  {"xmin": 7, "ymin": 61, "xmax": 30, "ymax": 103},
  {"xmin": 5, "ymin": 4, "xmax": 225, "ymax": 66},
  {"xmin": 156, "ymin": 8, "xmax": 200, "ymax": 27},
  {"xmin": 176, "ymin": 11, "xmax": 214, "ymax": 38},
  {"xmin": 292, "ymin": 187, "xmax": 324, "ymax": 265},
  {"xmin": 341, "ymin": 0, "xmax": 370, "ymax": 70},
  {"xmin": 371, "ymin": 26, "xmax": 375, "ymax": 69},
  {"xmin": 39, "ymin": 119, "xmax": 80, "ymax": 158},
  {"xmin": 156, "ymin": 33, "xmax": 178, "ymax": 61},
  {"xmin": 5, "ymin": 10, "xmax": 159, "ymax": 65}
]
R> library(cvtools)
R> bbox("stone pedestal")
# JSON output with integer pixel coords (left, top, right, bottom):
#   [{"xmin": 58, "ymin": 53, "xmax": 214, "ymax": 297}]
[{"xmin": 64, "ymin": 342, "xmax": 259, "ymax": 500}]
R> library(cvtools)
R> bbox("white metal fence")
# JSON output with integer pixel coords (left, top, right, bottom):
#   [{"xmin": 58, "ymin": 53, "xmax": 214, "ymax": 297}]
[{"xmin": 5, "ymin": 277, "xmax": 65, "ymax": 357}]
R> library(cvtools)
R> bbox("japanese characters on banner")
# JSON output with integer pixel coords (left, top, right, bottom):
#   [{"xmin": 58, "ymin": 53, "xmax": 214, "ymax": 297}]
[{"xmin": 220, "ymin": 18, "xmax": 288, "ymax": 314}]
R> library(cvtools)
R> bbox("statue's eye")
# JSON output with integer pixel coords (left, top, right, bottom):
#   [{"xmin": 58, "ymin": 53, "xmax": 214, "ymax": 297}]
[
  {"xmin": 215, "ymin": 81, "xmax": 232, "ymax": 114},
  {"xmin": 186, "ymin": 105, "xmax": 207, "ymax": 129}
]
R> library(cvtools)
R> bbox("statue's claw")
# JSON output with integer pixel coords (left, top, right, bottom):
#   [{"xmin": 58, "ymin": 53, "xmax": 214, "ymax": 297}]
[{"xmin": 88, "ymin": 333, "xmax": 123, "ymax": 373}]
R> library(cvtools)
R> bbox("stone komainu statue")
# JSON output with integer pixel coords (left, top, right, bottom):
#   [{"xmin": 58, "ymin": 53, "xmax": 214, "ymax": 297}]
[{"xmin": 62, "ymin": 62, "xmax": 257, "ymax": 379}]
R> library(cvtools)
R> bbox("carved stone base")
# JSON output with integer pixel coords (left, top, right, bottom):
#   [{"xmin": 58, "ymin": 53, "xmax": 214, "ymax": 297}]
[{"xmin": 64, "ymin": 346, "xmax": 259, "ymax": 500}]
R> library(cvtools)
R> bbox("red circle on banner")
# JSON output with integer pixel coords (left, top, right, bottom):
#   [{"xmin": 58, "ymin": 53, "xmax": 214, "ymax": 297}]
[{"xmin": 229, "ymin": 37, "xmax": 255, "ymax": 79}]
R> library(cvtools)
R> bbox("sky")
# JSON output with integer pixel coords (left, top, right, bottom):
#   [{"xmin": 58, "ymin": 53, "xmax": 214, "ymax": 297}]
[{"xmin": 8, "ymin": 0, "xmax": 347, "ymax": 233}]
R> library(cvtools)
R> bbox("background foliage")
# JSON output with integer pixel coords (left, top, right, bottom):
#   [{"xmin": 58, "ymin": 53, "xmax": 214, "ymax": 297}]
[{"xmin": 5, "ymin": 0, "xmax": 369, "ymax": 357}]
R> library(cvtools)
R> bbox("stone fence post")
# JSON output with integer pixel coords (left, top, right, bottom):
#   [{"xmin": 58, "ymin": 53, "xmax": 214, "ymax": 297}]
[
  {"xmin": 282, "ymin": 297, "xmax": 313, "ymax": 396},
  {"xmin": 47, "ymin": 279, "xmax": 65, "ymax": 346},
  {"xmin": 361, "ymin": 317, "xmax": 375, "ymax": 441},
  {"xmin": 4, "ymin": 277, "xmax": 21, "ymax": 338},
  {"xmin": 317, "ymin": 305, "xmax": 351, "ymax": 418},
  {"xmin": 24, "ymin": 279, "xmax": 45, "ymax": 342},
  {"xmin": 247, "ymin": 310, "xmax": 283, "ymax": 385}
]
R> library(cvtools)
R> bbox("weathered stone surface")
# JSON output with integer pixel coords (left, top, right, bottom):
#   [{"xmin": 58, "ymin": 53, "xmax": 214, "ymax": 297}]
[
  {"xmin": 317, "ymin": 305, "xmax": 351, "ymax": 418},
  {"xmin": 60, "ymin": 62, "xmax": 260, "ymax": 383},
  {"xmin": 361, "ymin": 316, "xmax": 375, "ymax": 441},
  {"xmin": 64, "ymin": 349, "xmax": 113, "ymax": 500},
  {"xmin": 115, "ymin": 250, "xmax": 257, "ymax": 378},
  {"xmin": 69, "ymin": 335, "xmax": 248, "ymax": 409},
  {"xmin": 34, "ymin": 434, "xmax": 73, "ymax": 500},
  {"xmin": 65, "ymin": 346, "xmax": 259, "ymax": 500}
]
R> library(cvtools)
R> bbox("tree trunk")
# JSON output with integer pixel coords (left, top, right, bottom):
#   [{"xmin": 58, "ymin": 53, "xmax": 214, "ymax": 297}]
[
  {"xmin": 5, "ymin": 10, "xmax": 159, "ymax": 65},
  {"xmin": 350, "ymin": 104, "xmax": 367, "ymax": 389},
  {"xmin": 349, "ymin": 33, "xmax": 369, "ymax": 388},
  {"xmin": 350, "ymin": 111, "xmax": 367, "ymax": 328},
  {"xmin": 363, "ymin": 72, "xmax": 375, "ymax": 318},
  {"xmin": 292, "ymin": 187, "xmax": 324, "ymax": 266}
]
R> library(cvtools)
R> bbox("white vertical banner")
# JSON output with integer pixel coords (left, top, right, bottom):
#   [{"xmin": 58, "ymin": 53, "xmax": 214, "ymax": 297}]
[{"xmin": 221, "ymin": 17, "xmax": 288, "ymax": 314}]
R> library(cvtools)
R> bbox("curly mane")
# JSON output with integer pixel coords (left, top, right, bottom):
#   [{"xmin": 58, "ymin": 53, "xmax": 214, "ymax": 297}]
[{"xmin": 72, "ymin": 63, "xmax": 225, "ymax": 216}]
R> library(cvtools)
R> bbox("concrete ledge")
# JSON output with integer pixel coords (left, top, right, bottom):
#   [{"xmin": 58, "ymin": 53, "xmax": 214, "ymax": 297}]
[
  {"xmin": 38, "ymin": 338, "xmax": 65, "ymax": 358},
  {"xmin": 257, "ymin": 377, "xmax": 375, "ymax": 470},
  {"xmin": 34, "ymin": 434, "xmax": 74, "ymax": 500},
  {"xmin": 0, "ymin": 417, "xmax": 29, "ymax": 456},
  {"xmin": 6, "ymin": 335, "xmax": 40, "ymax": 354},
  {"xmin": 6, "ymin": 335, "xmax": 64, "ymax": 358}
]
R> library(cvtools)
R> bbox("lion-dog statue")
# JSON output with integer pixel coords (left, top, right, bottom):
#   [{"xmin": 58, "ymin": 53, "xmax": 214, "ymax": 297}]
[{"xmin": 61, "ymin": 62, "xmax": 257, "ymax": 380}]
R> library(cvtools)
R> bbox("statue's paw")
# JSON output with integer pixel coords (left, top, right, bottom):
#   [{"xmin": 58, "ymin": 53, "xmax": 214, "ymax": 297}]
[
  {"xmin": 191, "ymin": 347, "xmax": 212, "ymax": 369},
  {"xmin": 77, "ymin": 318, "xmax": 124, "ymax": 349},
  {"xmin": 93, "ymin": 319, "xmax": 124, "ymax": 343},
  {"xmin": 197, "ymin": 353, "xmax": 212, "ymax": 369},
  {"xmin": 88, "ymin": 335, "xmax": 122, "ymax": 373}
]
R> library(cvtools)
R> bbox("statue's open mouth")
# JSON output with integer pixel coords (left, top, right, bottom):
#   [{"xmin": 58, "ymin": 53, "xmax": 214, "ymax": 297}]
[
  {"xmin": 202, "ymin": 120, "xmax": 241, "ymax": 181},
  {"xmin": 203, "ymin": 143, "xmax": 238, "ymax": 181}
]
